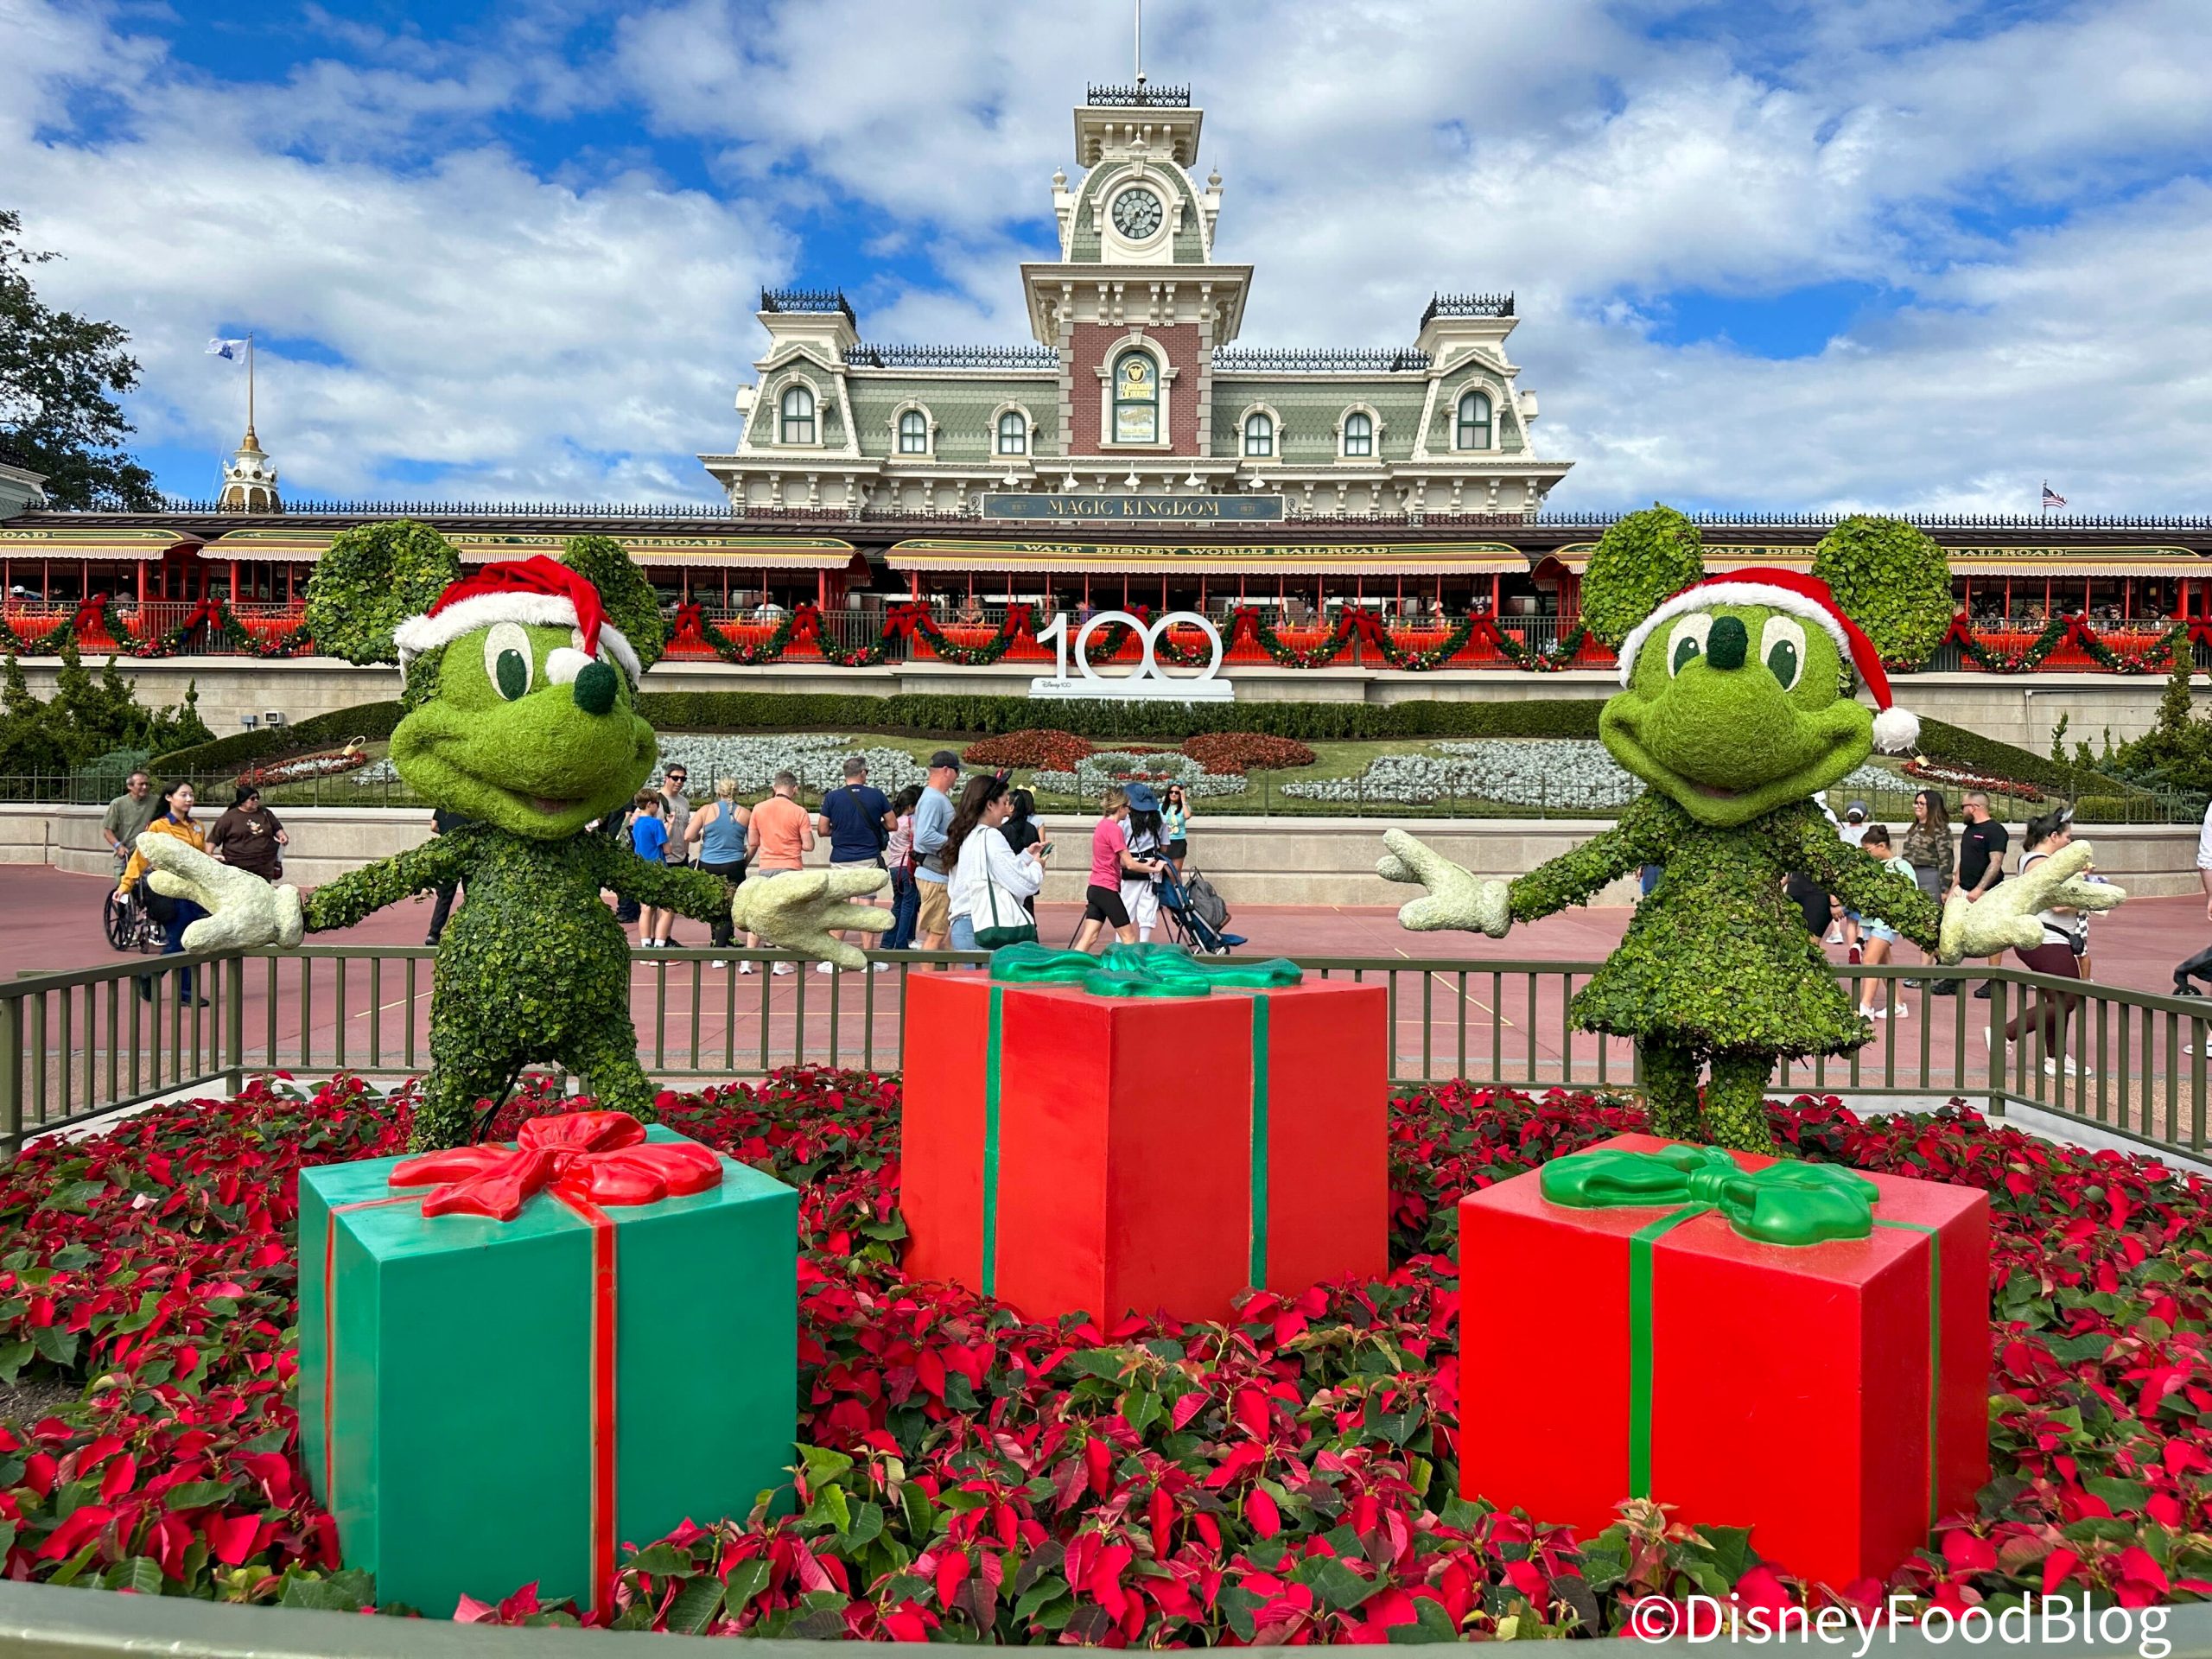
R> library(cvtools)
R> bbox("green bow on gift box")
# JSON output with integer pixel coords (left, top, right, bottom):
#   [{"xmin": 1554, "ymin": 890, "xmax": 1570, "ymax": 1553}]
[
  {"xmin": 1541, "ymin": 1143, "xmax": 1879, "ymax": 1246},
  {"xmin": 989, "ymin": 941, "xmax": 1302, "ymax": 998}
]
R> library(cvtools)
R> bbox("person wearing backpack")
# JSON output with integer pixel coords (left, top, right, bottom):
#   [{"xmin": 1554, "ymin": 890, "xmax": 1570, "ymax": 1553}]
[
  {"xmin": 883, "ymin": 785, "xmax": 923, "ymax": 950},
  {"xmin": 814, "ymin": 755, "xmax": 894, "ymax": 973}
]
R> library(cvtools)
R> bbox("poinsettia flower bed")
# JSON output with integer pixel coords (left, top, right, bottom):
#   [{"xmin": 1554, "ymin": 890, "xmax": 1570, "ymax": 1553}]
[{"xmin": 0, "ymin": 1072, "xmax": 2209, "ymax": 1639}]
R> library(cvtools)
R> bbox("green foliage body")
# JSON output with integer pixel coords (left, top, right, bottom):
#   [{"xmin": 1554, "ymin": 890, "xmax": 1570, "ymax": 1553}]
[
  {"xmin": 1809, "ymin": 517, "xmax": 1955, "ymax": 666},
  {"xmin": 1578, "ymin": 505, "xmax": 1705, "ymax": 647},
  {"xmin": 0, "ymin": 209, "xmax": 160, "ymax": 510},
  {"xmin": 291, "ymin": 524, "xmax": 734, "ymax": 1148}
]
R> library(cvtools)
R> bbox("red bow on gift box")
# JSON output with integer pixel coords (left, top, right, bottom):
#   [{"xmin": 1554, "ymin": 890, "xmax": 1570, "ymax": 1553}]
[{"xmin": 387, "ymin": 1111, "xmax": 723, "ymax": 1221}]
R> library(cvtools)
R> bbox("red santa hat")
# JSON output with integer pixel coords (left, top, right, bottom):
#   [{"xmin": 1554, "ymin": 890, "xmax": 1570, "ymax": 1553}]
[
  {"xmin": 392, "ymin": 555, "xmax": 642, "ymax": 686},
  {"xmin": 1615, "ymin": 566, "xmax": 1919, "ymax": 753}
]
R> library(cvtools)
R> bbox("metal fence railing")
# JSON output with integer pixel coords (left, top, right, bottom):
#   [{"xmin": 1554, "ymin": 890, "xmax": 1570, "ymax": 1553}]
[{"xmin": 6, "ymin": 949, "xmax": 2210, "ymax": 1164}]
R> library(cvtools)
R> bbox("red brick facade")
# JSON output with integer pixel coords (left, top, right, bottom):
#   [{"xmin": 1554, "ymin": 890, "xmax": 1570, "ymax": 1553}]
[{"xmin": 1065, "ymin": 323, "xmax": 1205, "ymax": 456}]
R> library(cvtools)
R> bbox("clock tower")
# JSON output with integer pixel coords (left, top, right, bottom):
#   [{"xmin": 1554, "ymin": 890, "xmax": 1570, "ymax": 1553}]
[{"xmin": 1021, "ymin": 84, "xmax": 1250, "ymax": 480}]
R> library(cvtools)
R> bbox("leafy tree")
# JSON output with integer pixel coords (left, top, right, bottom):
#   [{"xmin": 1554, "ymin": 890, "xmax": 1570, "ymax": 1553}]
[
  {"xmin": 0, "ymin": 207, "xmax": 161, "ymax": 510},
  {"xmin": 2108, "ymin": 649, "xmax": 2212, "ymax": 792}
]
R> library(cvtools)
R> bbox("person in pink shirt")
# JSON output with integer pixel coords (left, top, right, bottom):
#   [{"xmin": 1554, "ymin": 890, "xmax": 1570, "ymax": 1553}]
[{"xmin": 1070, "ymin": 785, "xmax": 1163, "ymax": 953}]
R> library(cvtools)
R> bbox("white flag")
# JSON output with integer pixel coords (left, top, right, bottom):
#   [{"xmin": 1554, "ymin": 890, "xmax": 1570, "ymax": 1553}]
[{"xmin": 206, "ymin": 338, "xmax": 247, "ymax": 359}]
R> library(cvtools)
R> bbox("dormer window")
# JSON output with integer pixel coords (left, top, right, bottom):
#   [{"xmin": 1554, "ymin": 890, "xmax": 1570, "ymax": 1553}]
[
  {"xmin": 1342, "ymin": 410, "xmax": 1374, "ymax": 458},
  {"xmin": 1112, "ymin": 349, "xmax": 1159, "ymax": 444},
  {"xmin": 997, "ymin": 410, "xmax": 1028, "ymax": 454},
  {"xmin": 1243, "ymin": 411, "xmax": 1274, "ymax": 457},
  {"xmin": 898, "ymin": 410, "xmax": 929, "ymax": 454},
  {"xmin": 1456, "ymin": 390, "xmax": 1493, "ymax": 451},
  {"xmin": 779, "ymin": 385, "xmax": 816, "ymax": 445}
]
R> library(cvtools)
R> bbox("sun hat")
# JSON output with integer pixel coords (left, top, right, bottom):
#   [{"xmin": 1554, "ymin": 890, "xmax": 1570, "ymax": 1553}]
[{"xmin": 1124, "ymin": 783, "xmax": 1160, "ymax": 812}]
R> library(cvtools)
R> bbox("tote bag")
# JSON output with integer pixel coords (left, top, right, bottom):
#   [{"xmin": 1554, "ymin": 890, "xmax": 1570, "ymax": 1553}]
[{"xmin": 974, "ymin": 858, "xmax": 1038, "ymax": 950}]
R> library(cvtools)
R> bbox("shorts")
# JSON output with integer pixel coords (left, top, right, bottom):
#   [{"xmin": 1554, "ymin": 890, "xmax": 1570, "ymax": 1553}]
[
  {"xmin": 830, "ymin": 855, "xmax": 885, "ymax": 895},
  {"xmin": 917, "ymin": 878, "xmax": 951, "ymax": 937},
  {"xmin": 1165, "ymin": 839, "xmax": 1188, "ymax": 861},
  {"xmin": 1121, "ymin": 877, "xmax": 1160, "ymax": 930},
  {"xmin": 1853, "ymin": 915, "xmax": 1900, "ymax": 944},
  {"xmin": 1084, "ymin": 884, "xmax": 1131, "ymax": 927}
]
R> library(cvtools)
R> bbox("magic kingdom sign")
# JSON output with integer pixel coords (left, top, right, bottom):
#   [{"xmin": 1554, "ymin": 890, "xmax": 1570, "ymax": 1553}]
[{"xmin": 980, "ymin": 493, "xmax": 1285, "ymax": 522}]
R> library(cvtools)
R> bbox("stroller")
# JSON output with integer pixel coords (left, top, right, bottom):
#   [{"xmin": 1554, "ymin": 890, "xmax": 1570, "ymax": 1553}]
[{"xmin": 1159, "ymin": 864, "xmax": 1246, "ymax": 955}]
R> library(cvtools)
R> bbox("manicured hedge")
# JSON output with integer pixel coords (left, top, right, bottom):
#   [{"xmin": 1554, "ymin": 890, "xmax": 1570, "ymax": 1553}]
[
  {"xmin": 153, "ymin": 702, "xmax": 404, "ymax": 776},
  {"xmin": 1914, "ymin": 716, "xmax": 2133, "ymax": 802}
]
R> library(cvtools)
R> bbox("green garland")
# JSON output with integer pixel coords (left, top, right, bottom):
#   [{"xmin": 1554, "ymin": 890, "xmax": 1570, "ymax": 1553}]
[{"xmin": 0, "ymin": 596, "xmax": 315, "ymax": 660}]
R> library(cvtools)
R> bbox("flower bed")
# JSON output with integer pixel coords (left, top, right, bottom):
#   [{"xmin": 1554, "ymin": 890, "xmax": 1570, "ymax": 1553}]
[
  {"xmin": 960, "ymin": 730, "xmax": 1094, "ymax": 772},
  {"xmin": 236, "ymin": 742, "xmax": 373, "ymax": 790},
  {"xmin": 1180, "ymin": 733, "xmax": 1317, "ymax": 772},
  {"xmin": 1029, "ymin": 750, "xmax": 1246, "ymax": 800},
  {"xmin": 1283, "ymin": 741, "xmax": 1897, "ymax": 812},
  {"xmin": 1901, "ymin": 758, "xmax": 2046, "ymax": 803},
  {"xmin": 0, "ymin": 1073, "xmax": 2207, "ymax": 1637}
]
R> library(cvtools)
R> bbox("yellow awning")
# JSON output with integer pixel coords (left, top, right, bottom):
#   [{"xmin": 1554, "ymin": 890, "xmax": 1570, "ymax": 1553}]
[
  {"xmin": 885, "ymin": 538, "xmax": 1528, "ymax": 576},
  {"xmin": 0, "ymin": 526, "xmax": 199, "ymax": 563},
  {"xmin": 1544, "ymin": 541, "xmax": 2208, "ymax": 579},
  {"xmin": 205, "ymin": 529, "xmax": 863, "ymax": 569}
]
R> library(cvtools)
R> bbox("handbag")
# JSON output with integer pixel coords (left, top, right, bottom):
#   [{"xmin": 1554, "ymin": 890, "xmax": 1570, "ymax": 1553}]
[{"xmin": 973, "ymin": 860, "xmax": 1038, "ymax": 950}]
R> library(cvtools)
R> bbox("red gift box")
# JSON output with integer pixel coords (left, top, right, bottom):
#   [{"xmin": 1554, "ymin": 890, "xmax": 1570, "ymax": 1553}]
[
  {"xmin": 1459, "ymin": 1132, "xmax": 1988, "ymax": 1589},
  {"xmin": 901, "ymin": 963, "xmax": 1388, "ymax": 1324}
]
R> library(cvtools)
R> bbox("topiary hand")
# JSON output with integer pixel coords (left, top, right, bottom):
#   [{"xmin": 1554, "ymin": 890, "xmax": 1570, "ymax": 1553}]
[
  {"xmin": 730, "ymin": 866, "xmax": 892, "ymax": 969},
  {"xmin": 1377, "ymin": 830, "xmax": 1512, "ymax": 937},
  {"xmin": 1940, "ymin": 840, "xmax": 2124, "ymax": 962},
  {"xmin": 137, "ymin": 832, "xmax": 305, "ymax": 952}
]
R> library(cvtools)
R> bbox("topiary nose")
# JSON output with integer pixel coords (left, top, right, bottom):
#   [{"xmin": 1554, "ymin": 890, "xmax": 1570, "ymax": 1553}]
[
  {"xmin": 1706, "ymin": 615, "xmax": 1748, "ymax": 671},
  {"xmin": 573, "ymin": 659, "xmax": 619, "ymax": 716}
]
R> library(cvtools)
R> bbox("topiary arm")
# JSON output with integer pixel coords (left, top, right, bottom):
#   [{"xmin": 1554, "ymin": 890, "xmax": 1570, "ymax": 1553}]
[
  {"xmin": 1784, "ymin": 818, "xmax": 1943, "ymax": 950},
  {"xmin": 583, "ymin": 836, "xmax": 737, "ymax": 923},
  {"xmin": 302, "ymin": 836, "xmax": 472, "ymax": 933},
  {"xmin": 1506, "ymin": 793, "xmax": 1672, "ymax": 924}
]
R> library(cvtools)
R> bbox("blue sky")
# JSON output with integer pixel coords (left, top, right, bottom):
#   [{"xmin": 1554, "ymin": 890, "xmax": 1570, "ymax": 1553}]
[{"xmin": 6, "ymin": 0, "xmax": 2211, "ymax": 512}]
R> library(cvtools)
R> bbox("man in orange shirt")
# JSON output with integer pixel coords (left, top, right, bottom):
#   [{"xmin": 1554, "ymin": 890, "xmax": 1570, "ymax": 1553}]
[{"xmin": 741, "ymin": 772, "xmax": 815, "ymax": 976}]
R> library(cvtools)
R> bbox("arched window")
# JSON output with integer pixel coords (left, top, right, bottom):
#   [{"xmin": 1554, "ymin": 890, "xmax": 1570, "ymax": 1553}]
[
  {"xmin": 898, "ymin": 409, "xmax": 929, "ymax": 454},
  {"xmin": 997, "ymin": 410, "xmax": 1028, "ymax": 454},
  {"xmin": 1243, "ymin": 411, "xmax": 1274, "ymax": 457},
  {"xmin": 1456, "ymin": 390, "xmax": 1493, "ymax": 451},
  {"xmin": 1112, "ymin": 349, "xmax": 1159, "ymax": 443},
  {"xmin": 779, "ymin": 385, "xmax": 815, "ymax": 445},
  {"xmin": 1342, "ymin": 410, "xmax": 1374, "ymax": 458}
]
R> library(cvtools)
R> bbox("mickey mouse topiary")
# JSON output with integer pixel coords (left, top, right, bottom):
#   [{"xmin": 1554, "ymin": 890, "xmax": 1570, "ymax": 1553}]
[
  {"xmin": 128, "ymin": 524, "xmax": 888, "ymax": 1149},
  {"xmin": 1378, "ymin": 507, "xmax": 2122, "ymax": 1152}
]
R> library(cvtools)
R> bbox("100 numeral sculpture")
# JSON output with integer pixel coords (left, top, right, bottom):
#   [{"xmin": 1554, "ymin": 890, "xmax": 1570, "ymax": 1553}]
[
  {"xmin": 131, "ymin": 523, "xmax": 887, "ymax": 1149},
  {"xmin": 1379, "ymin": 510, "xmax": 2121, "ymax": 1152}
]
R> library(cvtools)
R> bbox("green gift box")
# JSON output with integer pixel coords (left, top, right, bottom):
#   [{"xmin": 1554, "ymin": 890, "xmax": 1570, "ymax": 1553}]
[{"xmin": 297, "ymin": 1112, "xmax": 798, "ymax": 1618}]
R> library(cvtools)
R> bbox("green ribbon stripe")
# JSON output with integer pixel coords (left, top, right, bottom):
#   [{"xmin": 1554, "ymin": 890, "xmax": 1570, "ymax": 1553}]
[
  {"xmin": 977, "ymin": 948, "xmax": 1300, "ymax": 1299},
  {"xmin": 1545, "ymin": 1147, "xmax": 1942, "ymax": 1523}
]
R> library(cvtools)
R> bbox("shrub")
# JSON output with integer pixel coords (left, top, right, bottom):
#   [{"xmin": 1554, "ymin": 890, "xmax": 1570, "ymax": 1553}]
[
  {"xmin": 1180, "ymin": 732, "xmax": 1317, "ymax": 771},
  {"xmin": 1914, "ymin": 716, "xmax": 2134, "ymax": 801},
  {"xmin": 1811, "ymin": 516, "xmax": 1955, "ymax": 667},
  {"xmin": 960, "ymin": 728, "xmax": 1094, "ymax": 770},
  {"xmin": 152, "ymin": 701, "xmax": 405, "ymax": 778},
  {"xmin": 1578, "ymin": 505, "xmax": 1704, "ymax": 648}
]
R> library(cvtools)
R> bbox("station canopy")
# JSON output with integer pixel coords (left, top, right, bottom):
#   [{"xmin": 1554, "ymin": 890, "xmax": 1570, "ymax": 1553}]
[
  {"xmin": 1542, "ymin": 541, "xmax": 2209, "ymax": 579},
  {"xmin": 883, "ymin": 538, "xmax": 1528, "ymax": 577},
  {"xmin": 202, "ymin": 529, "xmax": 862, "ymax": 569},
  {"xmin": 0, "ymin": 526, "xmax": 200, "ymax": 563}
]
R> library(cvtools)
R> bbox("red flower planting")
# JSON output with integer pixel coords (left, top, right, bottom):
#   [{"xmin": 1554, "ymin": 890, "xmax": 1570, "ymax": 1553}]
[
  {"xmin": 1179, "ymin": 734, "xmax": 1319, "ymax": 772},
  {"xmin": 0, "ymin": 1071, "xmax": 2209, "ymax": 1637},
  {"xmin": 958, "ymin": 730, "xmax": 1094, "ymax": 772}
]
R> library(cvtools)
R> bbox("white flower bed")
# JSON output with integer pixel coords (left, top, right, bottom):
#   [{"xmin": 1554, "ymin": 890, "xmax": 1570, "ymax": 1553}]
[
  {"xmin": 1282, "ymin": 743, "xmax": 1903, "ymax": 811},
  {"xmin": 353, "ymin": 734, "xmax": 926, "ymax": 796},
  {"xmin": 1029, "ymin": 750, "xmax": 1246, "ymax": 799}
]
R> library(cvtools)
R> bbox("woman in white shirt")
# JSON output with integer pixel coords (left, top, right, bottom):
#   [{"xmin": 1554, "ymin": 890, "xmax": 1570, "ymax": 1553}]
[{"xmin": 944, "ymin": 774, "xmax": 1050, "ymax": 952}]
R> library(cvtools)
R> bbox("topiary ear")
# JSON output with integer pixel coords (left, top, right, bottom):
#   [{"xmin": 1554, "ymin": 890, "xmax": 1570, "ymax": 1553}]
[
  {"xmin": 304, "ymin": 520, "xmax": 461, "ymax": 665},
  {"xmin": 1812, "ymin": 516, "xmax": 1953, "ymax": 667},
  {"xmin": 562, "ymin": 534, "xmax": 666, "ymax": 672},
  {"xmin": 1579, "ymin": 505, "xmax": 1705, "ymax": 648}
]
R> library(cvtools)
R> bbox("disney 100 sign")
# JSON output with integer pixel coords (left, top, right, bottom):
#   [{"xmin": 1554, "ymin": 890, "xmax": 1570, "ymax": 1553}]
[{"xmin": 1029, "ymin": 612, "xmax": 1235, "ymax": 702}]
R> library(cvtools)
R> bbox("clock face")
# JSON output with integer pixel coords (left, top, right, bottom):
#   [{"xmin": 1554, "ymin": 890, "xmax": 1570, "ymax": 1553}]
[{"xmin": 1112, "ymin": 187, "xmax": 1165, "ymax": 238}]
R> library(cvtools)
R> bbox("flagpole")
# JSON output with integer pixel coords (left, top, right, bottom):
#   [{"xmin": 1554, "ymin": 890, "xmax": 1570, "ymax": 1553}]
[{"xmin": 246, "ymin": 333, "xmax": 255, "ymax": 437}]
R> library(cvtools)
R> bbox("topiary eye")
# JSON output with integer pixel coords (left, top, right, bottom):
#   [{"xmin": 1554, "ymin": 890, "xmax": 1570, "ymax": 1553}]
[
  {"xmin": 1760, "ymin": 615, "xmax": 1808, "ymax": 690},
  {"xmin": 484, "ymin": 622, "xmax": 532, "ymax": 701},
  {"xmin": 1667, "ymin": 613, "xmax": 1713, "ymax": 677}
]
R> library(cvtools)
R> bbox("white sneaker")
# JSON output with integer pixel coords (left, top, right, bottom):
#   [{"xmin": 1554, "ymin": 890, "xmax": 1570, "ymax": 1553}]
[
  {"xmin": 1891, "ymin": 1002, "xmax": 1909, "ymax": 1019},
  {"xmin": 1826, "ymin": 928, "xmax": 1844, "ymax": 944},
  {"xmin": 772, "ymin": 962, "xmax": 792, "ymax": 976},
  {"xmin": 1861, "ymin": 1007, "xmax": 1883, "ymax": 1020},
  {"xmin": 2044, "ymin": 1057, "xmax": 2092, "ymax": 1077},
  {"xmin": 815, "ymin": 961, "xmax": 835, "ymax": 975},
  {"xmin": 871, "ymin": 962, "xmax": 891, "ymax": 973},
  {"xmin": 709, "ymin": 959, "xmax": 727, "ymax": 970},
  {"xmin": 738, "ymin": 961, "xmax": 756, "ymax": 975}
]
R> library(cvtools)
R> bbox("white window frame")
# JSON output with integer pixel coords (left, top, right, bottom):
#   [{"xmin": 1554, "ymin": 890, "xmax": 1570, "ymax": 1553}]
[
  {"xmin": 1455, "ymin": 388, "xmax": 1494, "ymax": 452},
  {"xmin": 892, "ymin": 403, "xmax": 935, "ymax": 459},
  {"xmin": 778, "ymin": 384, "xmax": 817, "ymax": 446},
  {"xmin": 1338, "ymin": 404, "xmax": 1381, "ymax": 461},
  {"xmin": 995, "ymin": 408, "xmax": 1030, "ymax": 455},
  {"xmin": 1094, "ymin": 334, "xmax": 1177, "ymax": 449},
  {"xmin": 1237, "ymin": 402, "xmax": 1281, "ymax": 462}
]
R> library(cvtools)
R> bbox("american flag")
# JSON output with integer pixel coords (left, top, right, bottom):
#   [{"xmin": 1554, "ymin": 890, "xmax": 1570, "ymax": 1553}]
[{"xmin": 2042, "ymin": 482, "xmax": 2068, "ymax": 510}]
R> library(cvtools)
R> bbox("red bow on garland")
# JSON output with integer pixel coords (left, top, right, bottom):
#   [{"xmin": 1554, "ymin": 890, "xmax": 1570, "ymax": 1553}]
[
  {"xmin": 70, "ymin": 594, "xmax": 111, "ymax": 636},
  {"xmin": 1342, "ymin": 609, "xmax": 1393, "ymax": 652},
  {"xmin": 386, "ymin": 1111, "xmax": 723, "ymax": 1222},
  {"xmin": 181, "ymin": 598, "xmax": 224, "ymax": 632},
  {"xmin": 670, "ymin": 601, "xmax": 707, "ymax": 642}
]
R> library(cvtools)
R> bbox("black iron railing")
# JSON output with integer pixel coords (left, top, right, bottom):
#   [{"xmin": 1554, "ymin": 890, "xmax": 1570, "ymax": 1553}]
[
  {"xmin": 1084, "ymin": 83, "xmax": 1192, "ymax": 106},
  {"xmin": 1421, "ymin": 292, "xmax": 1516, "ymax": 324},
  {"xmin": 847, "ymin": 343, "xmax": 1060, "ymax": 370},
  {"xmin": 758, "ymin": 287, "xmax": 856, "ymax": 325},
  {"xmin": 1212, "ymin": 346, "xmax": 1432, "ymax": 372}
]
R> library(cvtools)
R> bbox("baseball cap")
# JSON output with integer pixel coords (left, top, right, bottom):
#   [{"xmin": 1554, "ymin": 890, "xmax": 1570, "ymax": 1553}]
[
  {"xmin": 927, "ymin": 749, "xmax": 962, "ymax": 772},
  {"xmin": 1845, "ymin": 800, "xmax": 1868, "ymax": 820}
]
